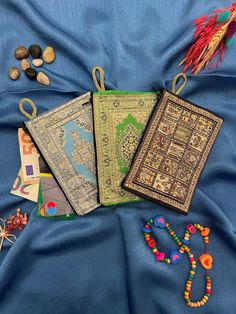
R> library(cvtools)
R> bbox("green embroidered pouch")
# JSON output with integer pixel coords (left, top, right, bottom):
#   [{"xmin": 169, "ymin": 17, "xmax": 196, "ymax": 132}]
[{"xmin": 92, "ymin": 68, "xmax": 160, "ymax": 206}]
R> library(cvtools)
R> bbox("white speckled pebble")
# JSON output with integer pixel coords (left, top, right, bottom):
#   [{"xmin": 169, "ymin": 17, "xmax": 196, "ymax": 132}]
[{"xmin": 32, "ymin": 59, "xmax": 43, "ymax": 67}]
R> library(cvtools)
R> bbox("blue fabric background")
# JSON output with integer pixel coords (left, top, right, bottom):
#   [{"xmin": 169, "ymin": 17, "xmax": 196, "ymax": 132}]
[{"xmin": 0, "ymin": 1, "xmax": 235, "ymax": 313}]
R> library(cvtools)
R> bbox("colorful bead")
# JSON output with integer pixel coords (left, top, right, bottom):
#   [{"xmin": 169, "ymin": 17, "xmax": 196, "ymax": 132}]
[
  {"xmin": 142, "ymin": 217, "xmax": 212, "ymax": 308},
  {"xmin": 142, "ymin": 227, "xmax": 152, "ymax": 233},
  {"xmin": 153, "ymin": 216, "xmax": 166, "ymax": 228},
  {"xmin": 186, "ymin": 224, "xmax": 196, "ymax": 234},
  {"xmin": 201, "ymin": 227, "xmax": 210, "ymax": 235},
  {"xmin": 155, "ymin": 251, "xmax": 165, "ymax": 261},
  {"xmin": 199, "ymin": 253, "xmax": 213, "ymax": 270},
  {"xmin": 181, "ymin": 239, "xmax": 190, "ymax": 245},
  {"xmin": 170, "ymin": 251, "xmax": 183, "ymax": 264},
  {"xmin": 147, "ymin": 239, "xmax": 156, "ymax": 248}
]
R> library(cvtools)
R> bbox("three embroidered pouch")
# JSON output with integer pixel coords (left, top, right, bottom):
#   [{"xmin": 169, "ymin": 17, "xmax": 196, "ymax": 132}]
[{"xmin": 22, "ymin": 67, "xmax": 223, "ymax": 215}]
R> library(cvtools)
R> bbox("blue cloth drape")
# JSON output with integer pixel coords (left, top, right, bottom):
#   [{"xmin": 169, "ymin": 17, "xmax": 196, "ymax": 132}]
[{"xmin": 0, "ymin": 1, "xmax": 235, "ymax": 313}]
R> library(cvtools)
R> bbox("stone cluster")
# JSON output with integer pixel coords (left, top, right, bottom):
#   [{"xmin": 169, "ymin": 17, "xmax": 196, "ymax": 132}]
[{"xmin": 8, "ymin": 44, "xmax": 56, "ymax": 85}]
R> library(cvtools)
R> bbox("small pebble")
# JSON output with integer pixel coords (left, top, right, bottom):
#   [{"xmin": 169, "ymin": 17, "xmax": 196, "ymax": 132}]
[
  {"xmin": 43, "ymin": 46, "xmax": 55, "ymax": 63},
  {"xmin": 8, "ymin": 66, "xmax": 20, "ymax": 80},
  {"xmin": 25, "ymin": 68, "xmax": 37, "ymax": 80},
  {"xmin": 29, "ymin": 44, "xmax": 42, "ymax": 59},
  {"xmin": 37, "ymin": 71, "xmax": 50, "ymax": 85},
  {"xmin": 32, "ymin": 59, "xmax": 43, "ymax": 67},
  {"xmin": 21, "ymin": 59, "xmax": 31, "ymax": 71},
  {"xmin": 14, "ymin": 46, "xmax": 29, "ymax": 60}
]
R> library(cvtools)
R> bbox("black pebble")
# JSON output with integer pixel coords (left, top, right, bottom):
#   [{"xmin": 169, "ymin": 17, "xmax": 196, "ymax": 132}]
[
  {"xmin": 25, "ymin": 68, "xmax": 37, "ymax": 80},
  {"xmin": 29, "ymin": 44, "xmax": 42, "ymax": 59}
]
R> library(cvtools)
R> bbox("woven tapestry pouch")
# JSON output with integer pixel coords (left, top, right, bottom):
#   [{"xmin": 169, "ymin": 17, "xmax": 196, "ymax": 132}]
[
  {"xmin": 123, "ymin": 89, "xmax": 223, "ymax": 214},
  {"xmin": 24, "ymin": 92, "xmax": 99, "ymax": 215},
  {"xmin": 93, "ymin": 90, "xmax": 160, "ymax": 206}
]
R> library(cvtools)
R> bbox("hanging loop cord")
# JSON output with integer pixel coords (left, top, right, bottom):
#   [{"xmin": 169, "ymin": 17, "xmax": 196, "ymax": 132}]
[
  {"xmin": 92, "ymin": 66, "xmax": 106, "ymax": 92},
  {"xmin": 171, "ymin": 72, "xmax": 187, "ymax": 95},
  {"xmin": 19, "ymin": 98, "xmax": 37, "ymax": 120}
]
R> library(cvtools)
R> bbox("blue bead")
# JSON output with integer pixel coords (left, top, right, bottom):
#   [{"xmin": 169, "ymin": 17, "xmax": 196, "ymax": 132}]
[
  {"xmin": 153, "ymin": 216, "xmax": 166, "ymax": 228},
  {"xmin": 181, "ymin": 239, "xmax": 190, "ymax": 245},
  {"xmin": 142, "ymin": 227, "xmax": 152, "ymax": 233},
  {"xmin": 170, "ymin": 251, "xmax": 184, "ymax": 264}
]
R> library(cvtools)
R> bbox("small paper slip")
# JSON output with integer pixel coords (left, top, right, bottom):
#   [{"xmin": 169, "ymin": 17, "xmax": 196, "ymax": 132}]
[
  {"xmin": 10, "ymin": 167, "xmax": 39, "ymax": 202},
  {"xmin": 18, "ymin": 127, "xmax": 40, "ymax": 185}
]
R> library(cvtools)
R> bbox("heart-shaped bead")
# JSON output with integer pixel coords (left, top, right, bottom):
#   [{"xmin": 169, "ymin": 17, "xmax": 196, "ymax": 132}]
[
  {"xmin": 156, "ymin": 252, "xmax": 165, "ymax": 261},
  {"xmin": 201, "ymin": 227, "xmax": 210, "ymax": 237},
  {"xmin": 154, "ymin": 216, "xmax": 166, "ymax": 229},
  {"xmin": 170, "ymin": 251, "xmax": 184, "ymax": 264},
  {"xmin": 199, "ymin": 253, "xmax": 213, "ymax": 270}
]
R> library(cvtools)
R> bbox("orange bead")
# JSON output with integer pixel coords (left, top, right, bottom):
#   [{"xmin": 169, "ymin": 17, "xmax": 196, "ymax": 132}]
[
  {"xmin": 201, "ymin": 227, "xmax": 210, "ymax": 237},
  {"xmin": 199, "ymin": 253, "xmax": 213, "ymax": 270}
]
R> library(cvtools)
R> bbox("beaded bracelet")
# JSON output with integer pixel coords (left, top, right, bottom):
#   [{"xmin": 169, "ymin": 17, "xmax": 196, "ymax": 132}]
[{"xmin": 142, "ymin": 216, "xmax": 213, "ymax": 308}]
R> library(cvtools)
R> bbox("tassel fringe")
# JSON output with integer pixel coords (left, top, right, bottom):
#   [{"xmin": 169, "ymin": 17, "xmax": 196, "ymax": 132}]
[{"xmin": 180, "ymin": 3, "xmax": 236, "ymax": 74}]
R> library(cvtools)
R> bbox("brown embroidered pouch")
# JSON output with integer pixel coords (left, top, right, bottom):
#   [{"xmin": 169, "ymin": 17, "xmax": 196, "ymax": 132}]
[{"xmin": 123, "ymin": 89, "xmax": 223, "ymax": 214}]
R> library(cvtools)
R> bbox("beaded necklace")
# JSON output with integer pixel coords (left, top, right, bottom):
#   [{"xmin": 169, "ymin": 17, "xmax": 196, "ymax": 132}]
[{"xmin": 143, "ymin": 215, "xmax": 213, "ymax": 308}]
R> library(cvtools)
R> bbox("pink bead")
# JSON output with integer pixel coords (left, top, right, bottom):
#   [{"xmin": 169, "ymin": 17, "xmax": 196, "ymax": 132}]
[
  {"xmin": 187, "ymin": 224, "xmax": 196, "ymax": 234},
  {"xmin": 156, "ymin": 252, "xmax": 165, "ymax": 261}
]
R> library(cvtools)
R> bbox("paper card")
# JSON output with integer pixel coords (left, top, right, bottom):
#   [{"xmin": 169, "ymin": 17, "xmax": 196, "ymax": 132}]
[
  {"xmin": 39, "ymin": 173, "xmax": 74, "ymax": 217},
  {"xmin": 10, "ymin": 167, "xmax": 39, "ymax": 202},
  {"xmin": 18, "ymin": 128, "xmax": 40, "ymax": 185}
]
